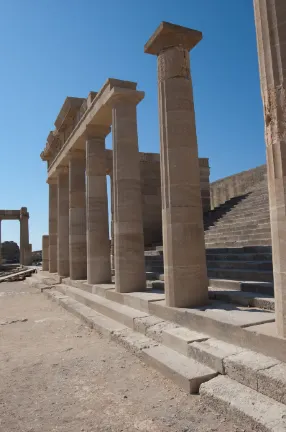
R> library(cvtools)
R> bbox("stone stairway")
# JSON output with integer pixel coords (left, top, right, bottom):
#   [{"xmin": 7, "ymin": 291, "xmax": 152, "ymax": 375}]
[
  {"xmin": 28, "ymin": 273, "xmax": 286, "ymax": 431},
  {"xmin": 145, "ymin": 179, "xmax": 274, "ymax": 292}
]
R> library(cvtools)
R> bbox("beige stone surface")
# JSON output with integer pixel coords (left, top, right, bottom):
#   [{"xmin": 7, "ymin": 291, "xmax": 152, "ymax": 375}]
[
  {"xmin": 57, "ymin": 166, "xmax": 69, "ymax": 277},
  {"xmin": 111, "ymin": 94, "xmax": 146, "ymax": 293},
  {"xmin": 146, "ymin": 22, "xmax": 208, "ymax": 308},
  {"xmin": 85, "ymin": 125, "xmax": 111, "ymax": 284},
  {"xmin": 42, "ymin": 235, "xmax": 49, "ymax": 271},
  {"xmin": 0, "ymin": 281, "xmax": 244, "ymax": 432},
  {"xmin": 69, "ymin": 150, "xmax": 86, "ymax": 280},
  {"xmin": 48, "ymin": 181, "xmax": 58, "ymax": 273},
  {"xmin": 254, "ymin": 0, "xmax": 286, "ymax": 336}
]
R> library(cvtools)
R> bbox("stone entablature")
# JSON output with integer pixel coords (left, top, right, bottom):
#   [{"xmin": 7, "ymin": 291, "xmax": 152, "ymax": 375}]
[{"xmin": 41, "ymin": 79, "xmax": 139, "ymax": 177}]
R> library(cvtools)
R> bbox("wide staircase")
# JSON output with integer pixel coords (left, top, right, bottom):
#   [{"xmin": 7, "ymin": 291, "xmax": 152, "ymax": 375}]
[{"xmin": 145, "ymin": 178, "xmax": 274, "ymax": 296}]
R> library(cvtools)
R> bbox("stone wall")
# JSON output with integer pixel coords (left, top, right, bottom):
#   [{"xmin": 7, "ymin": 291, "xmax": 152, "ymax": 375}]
[
  {"xmin": 106, "ymin": 150, "xmax": 210, "ymax": 246},
  {"xmin": 210, "ymin": 164, "xmax": 267, "ymax": 209}
]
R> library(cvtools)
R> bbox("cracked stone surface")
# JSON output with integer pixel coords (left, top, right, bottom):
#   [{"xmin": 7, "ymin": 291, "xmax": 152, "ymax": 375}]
[{"xmin": 0, "ymin": 281, "xmax": 249, "ymax": 432}]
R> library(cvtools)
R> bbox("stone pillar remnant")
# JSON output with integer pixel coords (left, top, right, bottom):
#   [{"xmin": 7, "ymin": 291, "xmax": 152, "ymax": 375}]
[
  {"xmin": 253, "ymin": 0, "xmax": 286, "ymax": 336},
  {"xmin": 145, "ymin": 22, "xmax": 208, "ymax": 307},
  {"xmin": 42, "ymin": 235, "xmax": 49, "ymax": 271},
  {"xmin": 111, "ymin": 93, "xmax": 146, "ymax": 293},
  {"xmin": 69, "ymin": 150, "xmax": 87, "ymax": 280},
  {"xmin": 85, "ymin": 125, "xmax": 111, "ymax": 284},
  {"xmin": 57, "ymin": 166, "xmax": 70, "ymax": 277},
  {"xmin": 20, "ymin": 207, "xmax": 31, "ymax": 266}
]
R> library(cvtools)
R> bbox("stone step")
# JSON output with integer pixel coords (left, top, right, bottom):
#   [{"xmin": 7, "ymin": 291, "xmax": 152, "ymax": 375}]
[
  {"xmin": 207, "ymin": 268, "xmax": 273, "ymax": 282},
  {"xmin": 44, "ymin": 289, "xmax": 217, "ymax": 394},
  {"xmin": 206, "ymin": 219, "xmax": 270, "ymax": 230},
  {"xmin": 141, "ymin": 345, "xmax": 217, "ymax": 394},
  {"xmin": 148, "ymin": 278, "xmax": 274, "ymax": 297},
  {"xmin": 205, "ymin": 233, "xmax": 271, "ymax": 242},
  {"xmin": 206, "ymin": 252, "xmax": 272, "ymax": 262},
  {"xmin": 206, "ymin": 260, "xmax": 273, "ymax": 271},
  {"xmin": 208, "ymin": 288, "xmax": 275, "ymax": 311},
  {"xmin": 205, "ymin": 227, "xmax": 271, "ymax": 237},
  {"xmin": 56, "ymin": 284, "xmax": 150, "ymax": 328},
  {"xmin": 206, "ymin": 239, "xmax": 272, "ymax": 248},
  {"xmin": 209, "ymin": 278, "xmax": 274, "ymax": 295},
  {"xmin": 156, "ymin": 268, "xmax": 274, "ymax": 283},
  {"xmin": 200, "ymin": 376, "xmax": 286, "ymax": 432}
]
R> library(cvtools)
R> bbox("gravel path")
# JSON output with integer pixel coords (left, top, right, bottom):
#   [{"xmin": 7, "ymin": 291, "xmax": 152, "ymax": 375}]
[{"xmin": 0, "ymin": 281, "xmax": 248, "ymax": 432}]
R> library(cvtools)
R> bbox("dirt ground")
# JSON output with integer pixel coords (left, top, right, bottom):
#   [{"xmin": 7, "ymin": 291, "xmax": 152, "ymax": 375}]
[{"xmin": 0, "ymin": 281, "xmax": 248, "ymax": 432}]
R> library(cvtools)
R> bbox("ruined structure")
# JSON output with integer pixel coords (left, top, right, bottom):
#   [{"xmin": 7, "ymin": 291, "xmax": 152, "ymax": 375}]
[
  {"xmin": 30, "ymin": 14, "xmax": 286, "ymax": 431},
  {"xmin": 0, "ymin": 208, "xmax": 32, "ymax": 266}
]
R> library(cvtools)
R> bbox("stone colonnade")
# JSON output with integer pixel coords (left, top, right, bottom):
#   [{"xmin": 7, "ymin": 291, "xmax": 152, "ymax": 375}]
[
  {"xmin": 0, "ymin": 208, "xmax": 31, "ymax": 266},
  {"xmin": 44, "ymin": 81, "xmax": 147, "ymax": 295},
  {"xmin": 254, "ymin": 0, "xmax": 286, "ymax": 337},
  {"xmin": 42, "ymin": 24, "xmax": 210, "ymax": 309}
]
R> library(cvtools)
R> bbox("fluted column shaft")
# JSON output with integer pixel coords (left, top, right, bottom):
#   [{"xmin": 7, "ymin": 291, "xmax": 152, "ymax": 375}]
[
  {"xmin": 86, "ymin": 126, "xmax": 111, "ymax": 284},
  {"xmin": 112, "ymin": 98, "xmax": 146, "ymax": 293},
  {"xmin": 69, "ymin": 150, "xmax": 87, "ymax": 280},
  {"xmin": 57, "ymin": 166, "xmax": 70, "ymax": 277},
  {"xmin": 254, "ymin": 0, "xmax": 286, "ymax": 336}
]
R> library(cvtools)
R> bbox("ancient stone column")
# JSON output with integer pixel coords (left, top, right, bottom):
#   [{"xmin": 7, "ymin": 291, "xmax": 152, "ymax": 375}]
[
  {"xmin": 48, "ymin": 180, "xmax": 58, "ymax": 273},
  {"xmin": 253, "ymin": 0, "xmax": 286, "ymax": 336},
  {"xmin": 145, "ymin": 22, "xmax": 208, "ymax": 307},
  {"xmin": 57, "ymin": 166, "xmax": 69, "ymax": 277},
  {"xmin": 42, "ymin": 235, "xmax": 49, "ymax": 271},
  {"xmin": 112, "ymin": 94, "xmax": 146, "ymax": 293},
  {"xmin": 85, "ymin": 125, "xmax": 111, "ymax": 284},
  {"xmin": 69, "ymin": 150, "xmax": 87, "ymax": 280},
  {"xmin": 20, "ymin": 207, "xmax": 30, "ymax": 266}
]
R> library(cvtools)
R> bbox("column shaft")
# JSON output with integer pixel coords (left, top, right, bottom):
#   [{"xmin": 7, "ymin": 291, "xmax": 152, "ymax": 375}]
[
  {"xmin": 57, "ymin": 167, "xmax": 69, "ymax": 277},
  {"xmin": 145, "ymin": 23, "xmax": 208, "ymax": 307},
  {"xmin": 254, "ymin": 0, "xmax": 286, "ymax": 336},
  {"xmin": 0, "ymin": 220, "xmax": 1, "ymax": 266},
  {"xmin": 86, "ymin": 128, "xmax": 111, "ymax": 284},
  {"xmin": 69, "ymin": 151, "xmax": 87, "ymax": 280},
  {"xmin": 48, "ymin": 182, "xmax": 58, "ymax": 272},
  {"xmin": 20, "ymin": 208, "xmax": 30, "ymax": 266},
  {"xmin": 42, "ymin": 235, "xmax": 49, "ymax": 271},
  {"xmin": 112, "ymin": 100, "xmax": 146, "ymax": 293}
]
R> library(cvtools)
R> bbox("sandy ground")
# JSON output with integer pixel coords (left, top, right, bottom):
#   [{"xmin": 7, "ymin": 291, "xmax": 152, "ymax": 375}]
[{"xmin": 0, "ymin": 281, "xmax": 248, "ymax": 432}]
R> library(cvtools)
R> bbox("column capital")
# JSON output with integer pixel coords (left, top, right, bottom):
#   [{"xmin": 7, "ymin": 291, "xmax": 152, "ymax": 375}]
[
  {"xmin": 106, "ymin": 87, "xmax": 144, "ymax": 108},
  {"xmin": 46, "ymin": 176, "xmax": 58, "ymax": 185},
  {"xmin": 56, "ymin": 165, "xmax": 69, "ymax": 176},
  {"xmin": 84, "ymin": 124, "xmax": 111, "ymax": 140},
  {"xmin": 20, "ymin": 207, "xmax": 29, "ymax": 219},
  {"xmin": 144, "ymin": 21, "xmax": 202, "ymax": 56}
]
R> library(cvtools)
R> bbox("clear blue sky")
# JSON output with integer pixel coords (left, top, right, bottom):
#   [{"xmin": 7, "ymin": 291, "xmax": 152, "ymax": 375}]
[{"xmin": 0, "ymin": 0, "xmax": 265, "ymax": 250}]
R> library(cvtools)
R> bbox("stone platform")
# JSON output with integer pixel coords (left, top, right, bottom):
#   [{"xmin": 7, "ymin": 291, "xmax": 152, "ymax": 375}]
[{"xmin": 28, "ymin": 271, "xmax": 286, "ymax": 431}]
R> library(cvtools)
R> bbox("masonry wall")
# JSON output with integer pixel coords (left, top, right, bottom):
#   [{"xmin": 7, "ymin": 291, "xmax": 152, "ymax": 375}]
[
  {"xmin": 106, "ymin": 150, "xmax": 210, "ymax": 247},
  {"xmin": 210, "ymin": 164, "xmax": 267, "ymax": 209}
]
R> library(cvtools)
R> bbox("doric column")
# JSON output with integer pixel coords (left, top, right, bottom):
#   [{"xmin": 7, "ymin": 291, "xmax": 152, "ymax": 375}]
[
  {"xmin": 48, "ymin": 179, "xmax": 58, "ymax": 273},
  {"xmin": 85, "ymin": 125, "xmax": 111, "ymax": 284},
  {"xmin": 111, "ymin": 93, "xmax": 146, "ymax": 293},
  {"xmin": 20, "ymin": 207, "xmax": 30, "ymax": 266},
  {"xmin": 145, "ymin": 22, "xmax": 208, "ymax": 307},
  {"xmin": 57, "ymin": 166, "xmax": 69, "ymax": 277},
  {"xmin": 253, "ymin": 0, "xmax": 286, "ymax": 336},
  {"xmin": 69, "ymin": 150, "xmax": 87, "ymax": 280},
  {"xmin": 42, "ymin": 235, "xmax": 49, "ymax": 271}
]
